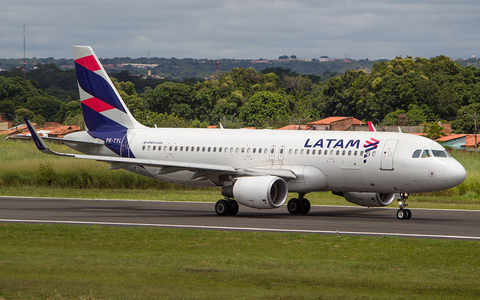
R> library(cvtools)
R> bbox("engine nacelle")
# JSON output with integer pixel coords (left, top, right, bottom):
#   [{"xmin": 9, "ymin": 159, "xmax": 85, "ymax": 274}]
[
  {"xmin": 342, "ymin": 192, "xmax": 396, "ymax": 207},
  {"xmin": 222, "ymin": 176, "xmax": 288, "ymax": 209}
]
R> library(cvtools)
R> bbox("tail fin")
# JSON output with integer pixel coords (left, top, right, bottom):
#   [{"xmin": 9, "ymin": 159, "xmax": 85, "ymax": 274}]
[{"xmin": 72, "ymin": 46, "xmax": 145, "ymax": 131}]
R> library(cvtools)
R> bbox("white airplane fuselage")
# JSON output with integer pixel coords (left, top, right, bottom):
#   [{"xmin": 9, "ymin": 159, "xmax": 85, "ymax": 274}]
[{"xmin": 65, "ymin": 127, "xmax": 465, "ymax": 194}]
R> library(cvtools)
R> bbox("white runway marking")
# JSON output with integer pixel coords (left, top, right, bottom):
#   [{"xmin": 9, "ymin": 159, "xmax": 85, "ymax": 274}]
[{"xmin": 1, "ymin": 219, "xmax": 479, "ymax": 240}]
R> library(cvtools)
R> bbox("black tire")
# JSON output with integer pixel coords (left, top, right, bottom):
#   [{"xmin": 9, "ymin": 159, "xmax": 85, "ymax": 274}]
[
  {"xmin": 396, "ymin": 209, "xmax": 406, "ymax": 220},
  {"xmin": 228, "ymin": 200, "xmax": 239, "ymax": 216},
  {"xmin": 215, "ymin": 200, "xmax": 230, "ymax": 216},
  {"xmin": 287, "ymin": 198, "xmax": 301, "ymax": 214},
  {"xmin": 299, "ymin": 199, "xmax": 311, "ymax": 214},
  {"xmin": 405, "ymin": 209, "xmax": 412, "ymax": 219}
]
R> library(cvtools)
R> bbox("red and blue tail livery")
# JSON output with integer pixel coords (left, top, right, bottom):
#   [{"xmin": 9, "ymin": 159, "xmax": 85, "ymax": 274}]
[{"xmin": 73, "ymin": 46, "xmax": 144, "ymax": 132}]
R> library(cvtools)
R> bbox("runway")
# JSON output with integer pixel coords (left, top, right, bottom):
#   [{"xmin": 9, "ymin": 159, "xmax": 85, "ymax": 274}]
[{"xmin": 1, "ymin": 197, "xmax": 479, "ymax": 240}]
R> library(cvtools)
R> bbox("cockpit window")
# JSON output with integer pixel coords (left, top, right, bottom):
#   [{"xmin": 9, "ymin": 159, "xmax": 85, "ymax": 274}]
[
  {"xmin": 421, "ymin": 150, "xmax": 432, "ymax": 158},
  {"xmin": 432, "ymin": 150, "xmax": 448, "ymax": 158},
  {"xmin": 412, "ymin": 149, "xmax": 422, "ymax": 158}
]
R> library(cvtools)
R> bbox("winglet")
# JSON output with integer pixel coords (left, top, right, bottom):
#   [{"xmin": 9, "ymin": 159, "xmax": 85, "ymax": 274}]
[
  {"xmin": 24, "ymin": 118, "xmax": 74, "ymax": 157},
  {"xmin": 368, "ymin": 121, "xmax": 377, "ymax": 132}
]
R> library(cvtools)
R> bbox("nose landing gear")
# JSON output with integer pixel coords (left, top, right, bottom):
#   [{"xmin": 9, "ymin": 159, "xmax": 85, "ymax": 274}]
[{"xmin": 397, "ymin": 192, "xmax": 412, "ymax": 220}]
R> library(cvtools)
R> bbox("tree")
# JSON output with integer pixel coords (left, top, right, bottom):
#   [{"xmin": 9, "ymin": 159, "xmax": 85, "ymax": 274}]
[
  {"xmin": 422, "ymin": 121, "xmax": 446, "ymax": 140},
  {"xmin": 239, "ymin": 91, "xmax": 291, "ymax": 127},
  {"xmin": 144, "ymin": 82, "xmax": 212, "ymax": 122}
]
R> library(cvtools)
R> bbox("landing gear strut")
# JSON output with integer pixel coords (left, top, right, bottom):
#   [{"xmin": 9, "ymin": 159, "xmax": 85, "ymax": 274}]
[
  {"xmin": 396, "ymin": 192, "xmax": 412, "ymax": 220},
  {"xmin": 215, "ymin": 197, "xmax": 239, "ymax": 216},
  {"xmin": 287, "ymin": 193, "xmax": 311, "ymax": 215}
]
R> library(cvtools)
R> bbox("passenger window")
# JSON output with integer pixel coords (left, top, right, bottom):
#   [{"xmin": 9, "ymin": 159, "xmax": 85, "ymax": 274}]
[
  {"xmin": 169, "ymin": 146, "xmax": 172, "ymax": 151},
  {"xmin": 180, "ymin": 146, "xmax": 183, "ymax": 151},
  {"xmin": 301, "ymin": 149, "xmax": 304, "ymax": 155},
  {"xmin": 230, "ymin": 147, "xmax": 234, "ymax": 153},
  {"xmin": 153, "ymin": 146, "xmax": 156, "ymax": 151},
  {"xmin": 264, "ymin": 148, "xmax": 268, "ymax": 153},
  {"xmin": 164, "ymin": 146, "xmax": 168, "ymax": 151},
  {"xmin": 253, "ymin": 148, "xmax": 256, "ymax": 153},
  {"xmin": 336, "ymin": 150, "xmax": 340, "ymax": 155},
  {"xmin": 330, "ymin": 150, "xmax": 334, "ymax": 156},
  {"xmin": 247, "ymin": 148, "xmax": 251, "ymax": 153},
  {"xmin": 348, "ymin": 150, "xmax": 351, "ymax": 156},
  {"xmin": 202, "ymin": 147, "xmax": 206, "ymax": 152},
  {"xmin": 185, "ymin": 146, "xmax": 189, "ymax": 151},
  {"xmin": 354, "ymin": 150, "xmax": 357, "ymax": 156},
  {"xmin": 213, "ymin": 147, "xmax": 216, "ymax": 152},
  {"xmin": 219, "ymin": 147, "xmax": 222, "ymax": 153},
  {"xmin": 142, "ymin": 145, "xmax": 145, "ymax": 151},
  {"xmin": 360, "ymin": 151, "xmax": 364, "ymax": 156},
  {"xmin": 306, "ymin": 149, "xmax": 310, "ymax": 155},
  {"xmin": 289, "ymin": 149, "xmax": 292, "ymax": 154},
  {"xmin": 324, "ymin": 150, "xmax": 328, "ymax": 155},
  {"xmin": 147, "ymin": 146, "xmax": 151, "ymax": 151},
  {"xmin": 295, "ymin": 149, "xmax": 298, "ymax": 155},
  {"xmin": 236, "ymin": 148, "xmax": 239, "ymax": 153},
  {"xmin": 342, "ymin": 150, "xmax": 346, "ymax": 156},
  {"xmin": 208, "ymin": 147, "xmax": 211, "ymax": 152},
  {"xmin": 312, "ymin": 150, "xmax": 316, "ymax": 155},
  {"xmin": 270, "ymin": 148, "xmax": 274, "ymax": 154},
  {"xmin": 279, "ymin": 148, "xmax": 283, "ymax": 154},
  {"xmin": 259, "ymin": 148, "xmax": 262, "ymax": 154},
  {"xmin": 197, "ymin": 147, "xmax": 200, "ymax": 152},
  {"xmin": 158, "ymin": 146, "xmax": 162, "ymax": 151},
  {"xmin": 372, "ymin": 151, "xmax": 376, "ymax": 157},
  {"xmin": 174, "ymin": 146, "xmax": 178, "ymax": 151},
  {"xmin": 412, "ymin": 149, "xmax": 422, "ymax": 158}
]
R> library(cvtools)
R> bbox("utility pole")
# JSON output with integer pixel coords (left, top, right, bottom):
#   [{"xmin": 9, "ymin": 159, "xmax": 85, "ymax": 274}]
[
  {"xmin": 465, "ymin": 111, "xmax": 478, "ymax": 151},
  {"xmin": 23, "ymin": 24, "xmax": 26, "ymax": 81}
]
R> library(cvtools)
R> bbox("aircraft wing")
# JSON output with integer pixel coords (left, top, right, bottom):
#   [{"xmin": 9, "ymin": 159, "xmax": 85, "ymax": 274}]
[
  {"xmin": 5, "ymin": 134, "xmax": 104, "ymax": 146},
  {"xmin": 24, "ymin": 118, "xmax": 296, "ymax": 180}
]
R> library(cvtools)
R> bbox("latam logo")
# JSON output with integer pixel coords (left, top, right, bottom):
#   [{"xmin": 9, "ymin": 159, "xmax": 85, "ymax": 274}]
[
  {"xmin": 304, "ymin": 138, "xmax": 360, "ymax": 149},
  {"xmin": 363, "ymin": 138, "xmax": 380, "ymax": 163}
]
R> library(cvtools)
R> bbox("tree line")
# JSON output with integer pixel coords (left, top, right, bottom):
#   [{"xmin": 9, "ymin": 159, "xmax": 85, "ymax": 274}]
[{"xmin": 1, "ymin": 55, "xmax": 480, "ymax": 134}]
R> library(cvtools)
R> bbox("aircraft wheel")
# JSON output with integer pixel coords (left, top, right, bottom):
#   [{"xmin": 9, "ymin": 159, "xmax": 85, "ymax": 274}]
[
  {"xmin": 228, "ymin": 200, "xmax": 239, "ymax": 216},
  {"xmin": 215, "ymin": 199, "xmax": 230, "ymax": 216},
  {"xmin": 287, "ymin": 198, "xmax": 301, "ymax": 214},
  {"xmin": 405, "ymin": 209, "xmax": 412, "ymax": 219},
  {"xmin": 299, "ymin": 199, "xmax": 311, "ymax": 214},
  {"xmin": 397, "ymin": 209, "xmax": 407, "ymax": 220}
]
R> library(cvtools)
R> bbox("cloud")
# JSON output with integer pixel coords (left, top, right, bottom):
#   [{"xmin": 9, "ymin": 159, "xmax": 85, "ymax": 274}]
[{"xmin": 1, "ymin": 0, "xmax": 479, "ymax": 59}]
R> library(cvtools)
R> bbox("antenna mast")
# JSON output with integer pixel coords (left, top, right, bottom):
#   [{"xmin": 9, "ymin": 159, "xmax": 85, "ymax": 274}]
[{"xmin": 23, "ymin": 24, "xmax": 26, "ymax": 81}]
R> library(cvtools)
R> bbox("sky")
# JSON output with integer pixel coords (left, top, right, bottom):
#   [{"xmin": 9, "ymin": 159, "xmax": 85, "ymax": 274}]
[{"xmin": 1, "ymin": 0, "xmax": 480, "ymax": 60}]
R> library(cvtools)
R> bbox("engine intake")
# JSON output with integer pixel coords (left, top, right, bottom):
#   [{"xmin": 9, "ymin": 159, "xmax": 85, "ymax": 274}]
[
  {"xmin": 222, "ymin": 176, "xmax": 288, "ymax": 209},
  {"xmin": 341, "ymin": 192, "xmax": 396, "ymax": 207}
]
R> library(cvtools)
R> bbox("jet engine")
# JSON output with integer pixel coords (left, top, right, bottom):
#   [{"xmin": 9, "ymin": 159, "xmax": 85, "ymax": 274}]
[
  {"xmin": 222, "ymin": 176, "xmax": 288, "ymax": 209},
  {"xmin": 341, "ymin": 192, "xmax": 396, "ymax": 207}
]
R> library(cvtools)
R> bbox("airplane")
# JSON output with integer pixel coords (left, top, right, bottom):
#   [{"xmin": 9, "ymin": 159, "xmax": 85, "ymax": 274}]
[{"xmin": 24, "ymin": 46, "xmax": 467, "ymax": 220}]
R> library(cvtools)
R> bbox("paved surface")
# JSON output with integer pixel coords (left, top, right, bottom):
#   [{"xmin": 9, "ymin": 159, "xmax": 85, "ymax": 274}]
[{"xmin": 1, "ymin": 197, "xmax": 479, "ymax": 240}]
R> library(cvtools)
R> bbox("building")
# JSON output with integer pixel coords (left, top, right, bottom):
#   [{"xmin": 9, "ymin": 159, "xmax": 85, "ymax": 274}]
[{"xmin": 306, "ymin": 117, "xmax": 365, "ymax": 131}]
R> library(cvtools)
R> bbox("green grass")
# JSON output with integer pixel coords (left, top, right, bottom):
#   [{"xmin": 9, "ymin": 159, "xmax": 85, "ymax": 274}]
[{"xmin": 0, "ymin": 223, "xmax": 479, "ymax": 300}]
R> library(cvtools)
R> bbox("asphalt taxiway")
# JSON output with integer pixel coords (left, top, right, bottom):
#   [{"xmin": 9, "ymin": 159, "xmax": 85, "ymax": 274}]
[{"xmin": 1, "ymin": 197, "xmax": 479, "ymax": 240}]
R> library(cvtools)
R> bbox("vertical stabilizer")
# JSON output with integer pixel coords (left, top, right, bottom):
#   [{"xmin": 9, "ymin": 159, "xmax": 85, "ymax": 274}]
[{"xmin": 72, "ymin": 46, "xmax": 145, "ymax": 131}]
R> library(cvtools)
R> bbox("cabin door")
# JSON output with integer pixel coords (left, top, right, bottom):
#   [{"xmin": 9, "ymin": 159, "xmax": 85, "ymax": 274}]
[{"xmin": 380, "ymin": 139, "xmax": 398, "ymax": 171}]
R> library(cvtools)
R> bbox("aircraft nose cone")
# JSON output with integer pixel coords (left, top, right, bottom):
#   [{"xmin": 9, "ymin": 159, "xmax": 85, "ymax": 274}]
[{"xmin": 444, "ymin": 161, "xmax": 467, "ymax": 188}]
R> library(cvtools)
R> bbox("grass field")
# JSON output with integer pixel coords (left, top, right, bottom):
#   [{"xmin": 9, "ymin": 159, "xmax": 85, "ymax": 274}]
[{"xmin": 0, "ymin": 224, "xmax": 479, "ymax": 300}]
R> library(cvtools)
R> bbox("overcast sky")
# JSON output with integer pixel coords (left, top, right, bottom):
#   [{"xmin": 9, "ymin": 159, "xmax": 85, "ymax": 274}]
[{"xmin": 1, "ymin": 0, "xmax": 480, "ymax": 60}]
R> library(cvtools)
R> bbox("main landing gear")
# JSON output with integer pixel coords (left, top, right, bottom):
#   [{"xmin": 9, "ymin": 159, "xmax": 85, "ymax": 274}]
[
  {"xmin": 287, "ymin": 193, "xmax": 311, "ymax": 215},
  {"xmin": 215, "ymin": 197, "xmax": 239, "ymax": 216},
  {"xmin": 396, "ymin": 192, "xmax": 412, "ymax": 220}
]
